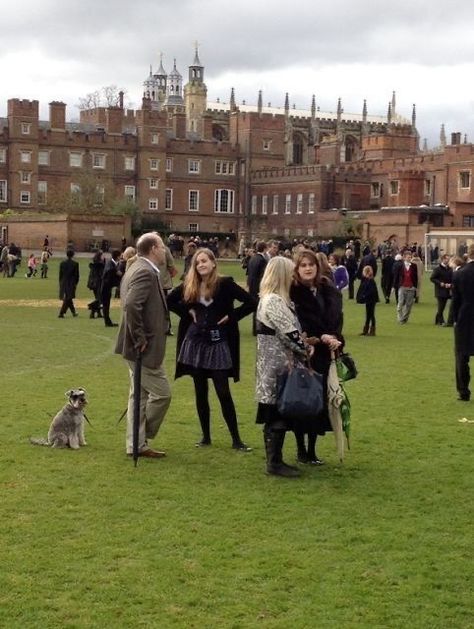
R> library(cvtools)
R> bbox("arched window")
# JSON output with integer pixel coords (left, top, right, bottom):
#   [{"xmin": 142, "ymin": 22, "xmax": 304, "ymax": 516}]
[
  {"xmin": 212, "ymin": 124, "xmax": 226, "ymax": 142},
  {"xmin": 345, "ymin": 136, "xmax": 357, "ymax": 162},
  {"xmin": 293, "ymin": 133, "xmax": 304, "ymax": 165}
]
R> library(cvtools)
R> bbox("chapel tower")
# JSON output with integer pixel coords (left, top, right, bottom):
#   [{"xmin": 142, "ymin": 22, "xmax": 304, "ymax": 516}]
[{"xmin": 184, "ymin": 44, "xmax": 207, "ymax": 135}]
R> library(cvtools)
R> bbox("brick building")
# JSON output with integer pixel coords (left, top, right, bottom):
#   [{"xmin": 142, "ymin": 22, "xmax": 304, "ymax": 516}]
[{"xmin": 1, "ymin": 47, "xmax": 473, "ymax": 248}]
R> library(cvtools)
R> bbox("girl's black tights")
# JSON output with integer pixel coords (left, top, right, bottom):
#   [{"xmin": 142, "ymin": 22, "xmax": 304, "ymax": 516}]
[
  {"xmin": 365, "ymin": 302, "xmax": 376, "ymax": 328},
  {"xmin": 192, "ymin": 370, "xmax": 242, "ymax": 444}
]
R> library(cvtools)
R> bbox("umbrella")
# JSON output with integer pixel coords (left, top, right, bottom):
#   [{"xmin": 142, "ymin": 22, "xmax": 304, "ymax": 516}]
[
  {"xmin": 327, "ymin": 351, "xmax": 351, "ymax": 462},
  {"xmin": 132, "ymin": 350, "xmax": 142, "ymax": 467}
]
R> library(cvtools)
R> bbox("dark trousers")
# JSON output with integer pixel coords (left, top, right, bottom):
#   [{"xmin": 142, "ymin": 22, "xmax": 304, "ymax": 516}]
[
  {"xmin": 101, "ymin": 287, "xmax": 113, "ymax": 324},
  {"xmin": 365, "ymin": 302, "xmax": 376, "ymax": 328},
  {"xmin": 60, "ymin": 297, "xmax": 76, "ymax": 316},
  {"xmin": 192, "ymin": 370, "xmax": 242, "ymax": 444},
  {"xmin": 381, "ymin": 277, "xmax": 393, "ymax": 302},
  {"xmin": 435, "ymin": 297, "xmax": 450, "ymax": 324},
  {"xmin": 348, "ymin": 278, "xmax": 355, "ymax": 300},
  {"xmin": 455, "ymin": 348, "xmax": 471, "ymax": 398}
]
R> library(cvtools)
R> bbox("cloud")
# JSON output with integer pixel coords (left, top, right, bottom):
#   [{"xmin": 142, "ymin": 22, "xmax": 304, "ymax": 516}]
[{"xmin": 1, "ymin": 0, "xmax": 474, "ymax": 145}]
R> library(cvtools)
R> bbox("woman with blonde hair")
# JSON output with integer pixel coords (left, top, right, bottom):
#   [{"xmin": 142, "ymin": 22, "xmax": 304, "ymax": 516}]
[
  {"xmin": 256, "ymin": 256, "xmax": 313, "ymax": 477},
  {"xmin": 167, "ymin": 248, "xmax": 255, "ymax": 450}
]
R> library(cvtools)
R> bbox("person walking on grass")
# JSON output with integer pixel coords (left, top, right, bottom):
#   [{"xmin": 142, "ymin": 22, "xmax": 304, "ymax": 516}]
[
  {"xmin": 452, "ymin": 244, "xmax": 474, "ymax": 402},
  {"xmin": 381, "ymin": 250, "xmax": 395, "ymax": 304},
  {"xmin": 393, "ymin": 250, "xmax": 418, "ymax": 324},
  {"xmin": 430, "ymin": 253, "xmax": 453, "ymax": 326},
  {"xmin": 255, "ymin": 256, "xmax": 314, "ymax": 478},
  {"xmin": 343, "ymin": 248, "xmax": 358, "ymax": 299},
  {"xmin": 167, "ymin": 248, "xmax": 255, "ymax": 451},
  {"xmin": 40, "ymin": 247, "xmax": 50, "ymax": 279},
  {"xmin": 101, "ymin": 249, "xmax": 122, "ymax": 327},
  {"xmin": 25, "ymin": 254, "xmax": 37, "ymax": 278},
  {"xmin": 115, "ymin": 232, "xmax": 172, "ymax": 458},
  {"xmin": 58, "ymin": 249, "xmax": 79, "ymax": 318},
  {"xmin": 356, "ymin": 265, "xmax": 380, "ymax": 336}
]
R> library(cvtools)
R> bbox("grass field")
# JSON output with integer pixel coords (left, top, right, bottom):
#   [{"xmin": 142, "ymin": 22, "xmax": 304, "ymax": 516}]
[{"xmin": 1, "ymin": 256, "xmax": 473, "ymax": 628}]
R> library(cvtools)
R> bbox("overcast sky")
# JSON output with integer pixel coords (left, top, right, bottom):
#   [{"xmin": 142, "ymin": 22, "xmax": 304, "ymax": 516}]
[{"xmin": 2, "ymin": 0, "xmax": 474, "ymax": 148}]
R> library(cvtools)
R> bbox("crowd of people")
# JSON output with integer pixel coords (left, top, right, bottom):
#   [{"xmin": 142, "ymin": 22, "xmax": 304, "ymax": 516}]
[{"xmin": 5, "ymin": 230, "xmax": 474, "ymax": 472}]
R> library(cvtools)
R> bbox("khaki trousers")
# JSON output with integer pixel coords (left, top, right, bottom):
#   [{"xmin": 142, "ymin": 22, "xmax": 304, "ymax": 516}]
[{"xmin": 125, "ymin": 361, "xmax": 171, "ymax": 453}]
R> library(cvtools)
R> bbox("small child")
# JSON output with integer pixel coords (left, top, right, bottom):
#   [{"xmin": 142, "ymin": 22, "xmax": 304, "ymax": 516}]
[
  {"xmin": 356, "ymin": 265, "xmax": 379, "ymax": 336},
  {"xmin": 40, "ymin": 248, "xmax": 50, "ymax": 278},
  {"xmin": 26, "ymin": 254, "xmax": 37, "ymax": 278}
]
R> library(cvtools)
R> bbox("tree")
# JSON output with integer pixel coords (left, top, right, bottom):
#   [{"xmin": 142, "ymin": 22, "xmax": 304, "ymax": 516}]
[
  {"xmin": 46, "ymin": 168, "xmax": 134, "ymax": 217},
  {"xmin": 76, "ymin": 85, "xmax": 128, "ymax": 110}
]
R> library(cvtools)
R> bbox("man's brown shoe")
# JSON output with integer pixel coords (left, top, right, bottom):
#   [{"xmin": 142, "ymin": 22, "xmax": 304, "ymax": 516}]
[{"xmin": 127, "ymin": 448, "xmax": 166, "ymax": 458}]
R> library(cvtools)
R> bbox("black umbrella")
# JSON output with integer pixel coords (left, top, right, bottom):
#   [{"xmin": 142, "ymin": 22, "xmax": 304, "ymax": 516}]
[{"xmin": 132, "ymin": 350, "xmax": 142, "ymax": 467}]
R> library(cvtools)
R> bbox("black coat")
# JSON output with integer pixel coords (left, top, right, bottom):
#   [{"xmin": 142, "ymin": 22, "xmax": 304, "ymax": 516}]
[
  {"xmin": 290, "ymin": 280, "xmax": 344, "ymax": 435},
  {"xmin": 102, "ymin": 258, "xmax": 121, "ymax": 291},
  {"xmin": 357, "ymin": 253, "xmax": 377, "ymax": 278},
  {"xmin": 290, "ymin": 281, "xmax": 344, "ymax": 374},
  {"xmin": 452, "ymin": 262, "xmax": 474, "ymax": 354},
  {"xmin": 246, "ymin": 253, "xmax": 267, "ymax": 298},
  {"xmin": 87, "ymin": 259, "xmax": 104, "ymax": 292},
  {"xmin": 343, "ymin": 256, "xmax": 358, "ymax": 280},
  {"xmin": 381, "ymin": 255, "xmax": 395, "ymax": 280},
  {"xmin": 58, "ymin": 258, "xmax": 79, "ymax": 300},
  {"xmin": 167, "ymin": 277, "xmax": 256, "ymax": 382},
  {"xmin": 356, "ymin": 278, "xmax": 380, "ymax": 304},
  {"xmin": 430, "ymin": 263, "xmax": 453, "ymax": 299}
]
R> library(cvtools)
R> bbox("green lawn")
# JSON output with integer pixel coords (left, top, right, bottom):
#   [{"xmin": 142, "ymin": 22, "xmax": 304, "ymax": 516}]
[{"xmin": 1, "ymin": 257, "xmax": 473, "ymax": 628}]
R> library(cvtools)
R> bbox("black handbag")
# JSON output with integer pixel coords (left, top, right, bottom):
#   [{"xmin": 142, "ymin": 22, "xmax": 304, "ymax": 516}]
[{"xmin": 276, "ymin": 364, "xmax": 324, "ymax": 420}]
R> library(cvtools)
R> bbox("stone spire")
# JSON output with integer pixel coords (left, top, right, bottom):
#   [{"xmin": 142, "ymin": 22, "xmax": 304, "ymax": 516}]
[
  {"xmin": 362, "ymin": 99, "xmax": 367, "ymax": 123},
  {"xmin": 391, "ymin": 90, "xmax": 396, "ymax": 117},
  {"xmin": 311, "ymin": 94, "xmax": 316, "ymax": 119},
  {"xmin": 422, "ymin": 138, "xmax": 428, "ymax": 152},
  {"xmin": 258, "ymin": 90, "xmax": 263, "ymax": 114},
  {"xmin": 284, "ymin": 92, "xmax": 289, "ymax": 115},
  {"xmin": 412, "ymin": 104, "xmax": 417, "ymax": 128},
  {"xmin": 193, "ymin": 41, "xmax": 201, "ymax": 66},
  {"xmin": 230, "ymin": 87, "xmax": 236, "ymax": 112},
  {"xmin": 464, "ymin": 134, "xmax": 468, "ymax": 144},
  {"xmin": 188, "ymin": 42, "xmax": 204, "ymax": 83},
  {"xmin": 440, "ymin": 123, "xmax": 446, "ymax": 148},
  {"xmin": 387, "ymin": 102, "xmax": 392, "ymax": 124},
  {"xmin": 337, "ymin": 97, "xmax": 342, "ymax": 122},
  {"xmin": 157, "ymin": 52, "xmax": 166, "ymax": 76}
]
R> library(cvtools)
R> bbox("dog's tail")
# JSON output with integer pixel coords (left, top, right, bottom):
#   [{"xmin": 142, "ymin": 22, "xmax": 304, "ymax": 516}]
[{"xmin": 29, "ymin": 437, "xmax": 50, "ymax": 446}]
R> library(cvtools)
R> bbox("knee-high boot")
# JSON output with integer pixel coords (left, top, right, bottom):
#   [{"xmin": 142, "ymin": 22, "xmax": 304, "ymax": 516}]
[{"xmin": 264, "ymin": 427, "xmax": 300, "ymax": 477}]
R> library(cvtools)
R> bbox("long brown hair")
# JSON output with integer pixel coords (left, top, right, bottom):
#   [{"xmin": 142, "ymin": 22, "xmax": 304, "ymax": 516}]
[
  {"xmin": 293, "ymin": 250, "xmax": 323, "ymax": 288},
  {"xmin": 183, "ymin": 248, "xmax": 220, "ymax": 302}
]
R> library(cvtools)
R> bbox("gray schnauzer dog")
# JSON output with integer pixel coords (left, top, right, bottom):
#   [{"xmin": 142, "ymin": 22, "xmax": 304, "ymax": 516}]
[{"xmin": 30, "ymin": 388, "xmax": 88, "ymax": 449}]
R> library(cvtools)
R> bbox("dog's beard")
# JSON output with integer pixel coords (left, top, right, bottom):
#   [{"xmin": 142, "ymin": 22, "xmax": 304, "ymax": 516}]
[{"xmin": 70, "ymin": 398, "xmax": 87, "ymax": 409}]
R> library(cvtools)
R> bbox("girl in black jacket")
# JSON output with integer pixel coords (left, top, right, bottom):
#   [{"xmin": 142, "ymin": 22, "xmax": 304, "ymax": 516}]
[
  {"xmin": 290, "ymin": 250, "xmax": 343, "ymax": 464},
  {"xmin": 167, "ymin": 248, "xmax": 256, "ymax": 451},
  {"xmin": 356, "ymin": 265, "xmax": 380, "ymax": 336}
]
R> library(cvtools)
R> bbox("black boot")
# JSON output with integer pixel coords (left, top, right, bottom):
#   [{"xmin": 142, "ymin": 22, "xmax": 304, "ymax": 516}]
[
  {"xmin": 295, "ymin": 431, "xmax": 309, "ymax": 463},
  {"xmin": 264, "ymin": 429, "xmax": 300, "ymax": 477},
  {"xmin": 307, "ymin": 434, "xmax": 324, "ymax": 465},
  {"xmin": 360, "ymin": 325, "xmax": 369, "ymax": 336}
]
